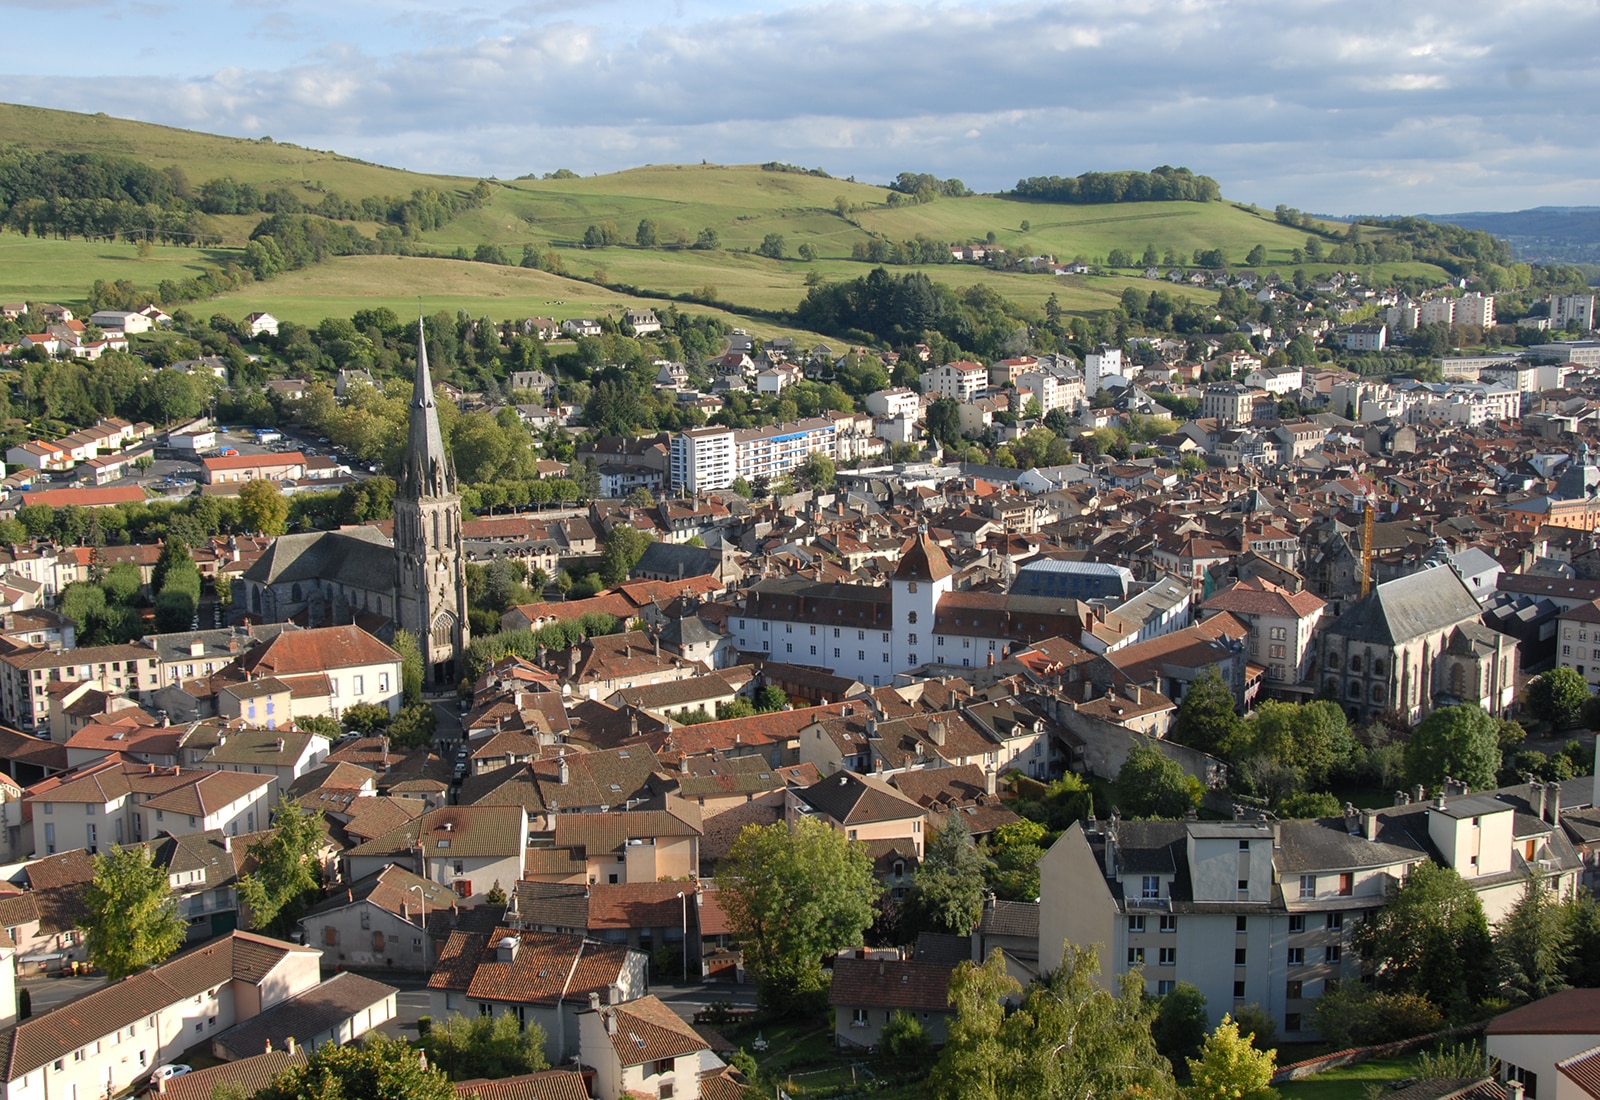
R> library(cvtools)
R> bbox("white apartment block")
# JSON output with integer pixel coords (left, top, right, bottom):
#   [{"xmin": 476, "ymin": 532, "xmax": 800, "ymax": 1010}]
[
  {"xmin": 1551, "ymin": 294, "xmax": 1596, "ymax": 331},
  {"xmin": 921, "ymin": 361, "xmax": 987, "ymax": 402},
  {"xmin": 1456, "ymin": 293, "xmax": 1495, "ymax": 328},
  {"xmin": 1419, "ymin": 298, "xmax": 1457, "ymax": 326},
  {"xmin": 1407, "ymin": 382, "xmax": 1523, "ymax": 426},
  {"xmin": 669, "ymin": 419, "xmax": 837, "ymax": 495},
  {"xmin": 1084, "ymin": 347, "xmax": 1122, "ymax": 396},
  {"xmin": 864, "ymin": 388, "xmax": 921, "ymax": 419},
  {"xmin": 670, "ymin": 428, "xmax": 736, "ymax": 494},
  {"xmin": 1015, "ymin": 371, "xmax": 1077, "ymax": 415}
]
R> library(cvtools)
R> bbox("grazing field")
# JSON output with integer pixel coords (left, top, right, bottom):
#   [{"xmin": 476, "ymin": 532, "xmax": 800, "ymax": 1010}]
[{"xmin": 0, "ymin": 235, "xmax": 244, "ymax": 305}]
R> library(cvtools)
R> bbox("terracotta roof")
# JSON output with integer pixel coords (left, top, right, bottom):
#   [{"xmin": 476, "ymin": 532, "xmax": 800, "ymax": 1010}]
[
  {"xmin": 893, "ymin": 532, "xmax": 953, "ymax": 583},
  {"xmin": 428, "ymin": 928, "xmax": 637, "ymax": 1006},
  {"xmin": 238, "ymin": 625, "xmax": 399, "ymax": 677},
  {"xmin": 200, "ymin": 452, "xmax": 305, "ymax": 473},
  {"xmin": 585, "ymin": 882, "xmax": 694, "ymax": 931},
  {"xmin": 213, "ymin": 971, "xmax": 397, "ymax": 1060},
  {"xmin": 454, "ymin": 1070, "xmax": 591, "ymax": 1100},
  {"xmin": 594, "ymin": 994, "xmax": 707, "ymax": 1066},
  {"xmin": 552, "ymin": 807, "xmax": 701, "ymax": 856},
  {"xmin": 1487, "ymin": 988, "xmax": 1600, "ymax": 1034},
  {"xmin": 141, "ymin": 770, "xmax": 274, "ymax": 817},
  {"xmin": 1560, "ymin": 1047, "xmax": 1600, "ymax": 1100},
  {"xmin": 1201, "ymin": 576, "xmax": 1326, "ymax": 619},
  {"xmin": 155, "ymin": 1051, "xmax": 308, "ymax": 1100},
  {"xmin": 346, "ymin": 806, "xmax": 528, "ymax": 860},
  {"xmin": 830, "ymin": 955, "xmax": 954, "ymax": 1013},
  {"xmin": 303, "ymin": 864, "xmax": 457, "ymax": 922}
]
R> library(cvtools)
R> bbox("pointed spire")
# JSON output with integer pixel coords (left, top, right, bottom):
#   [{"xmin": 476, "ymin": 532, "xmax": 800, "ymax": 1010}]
[{"xmin": 402, "ymin": 315, "xmax": 454, "ymax": 499}]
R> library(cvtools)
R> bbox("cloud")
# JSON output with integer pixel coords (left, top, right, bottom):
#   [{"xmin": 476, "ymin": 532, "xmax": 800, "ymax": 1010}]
[{"xmin": 2, "ymin": 0, "xmax": 1598, "ymax": 211}]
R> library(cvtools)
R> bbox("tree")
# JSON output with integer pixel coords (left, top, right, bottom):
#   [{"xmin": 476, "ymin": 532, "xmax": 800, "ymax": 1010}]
[
  {"xmin": 758, "ymin": 233, "xmax": 786, "ymax": 260},
  {"xmin": 1153, "ymin": 983, "xmax": 1210, "ymax": 1073},
  {"xmin": 1168, "ymin": 666, "xmax": 1242, "ymax": 756},
  {"xmin": 799, "ymin": 452, "xmax": 835, "ymax": 492},
  {"xmin": 1312, "ymin": 984, "xmax": 1442, "ymax": 1048},
  {"xmin": 926, "ymin": 397, "xmax": 963, "ymax": 449},
  {"xmin": 392, "ymin": 628, "xmax": 424, "ymax": 705},
  {"xmin": 694, "ymin": 227, "xmax": 720, "ymax": 250},
  {"xmin": 421, "ymin": 1011, "xmax": 549, "ymax": 1081},
  {"xmin": 1405, "ymin": 704, "xmax": 1501, "ymax": 791},
  {"xmin": 904, "ymin": 814, "xmax": 990, "ymax": 937},
  {"xmin": 82, "ymin": 845, "xmax": 186, "ymax": 979},
  {"xmin": 719, "ymin": 818, "xmax": 877, "ymax": 1013},
  {"xmin": 930, "ymin": 944, "xmax": 1176, "ymax": 1100},
  {"xmin": 1527, "ymin": 667, "xmax": 1591, "ymax": 729},
  {"xmin": 151, "ymin": 535, "xmax": 195, "ymax": 596},
  {"xmin": 1185, "ymin": 1016, "xmax": 1277, "ymax": 1100},
  {"xmin": 237, "ymin": 795, "xmax": 325, "ymax": 936},
  {"xmin": 1238, "ymin": 700, "xmax": 1354, "ymax": 788},
  {"xmin": 1563, "ymin": 890, "xmax": 1600, "ymax": 987},
  {"xmin": 882, "ymin": 1010, "xmax": 933, "ymax": 1072},
  {"xmin": 1495, "ymin": 875, "xmax": 1573, "ymax": 1004},
  {"xmin": 257, "ymin": 1031, "xmax": 454, "ymax": 1100},
  {"xmin": 1115, "ymin": 744, "xmax": 1202, "ymax": 818},
  {"xmin": 1245, "ymin": 245, "xmax": 1267, "ymax": 266},
  {"xmin": 635, "ymin": 218, "xmax": 658, "ymax": 247},
  {"xmin": 389, "ymin": 703, "xmax": 438, "ymax": 748},
  {"xmin": 755, "ymin": 685, "xmax": 788, "ymax": 711},
  {"xmin": 1354, "ymin": 861, "xmax": 1492, "ymax": 1016},
  {"xmin": 986, "ymin": 818, "xmax": 1048, "ymax": 900},
  {"xmin": 598, "ymin": 525, "xmax": 653, "ymax": 587},
  {"xmin": 238, "ymin": 477, "xmax": 290, "ymax": 536}
]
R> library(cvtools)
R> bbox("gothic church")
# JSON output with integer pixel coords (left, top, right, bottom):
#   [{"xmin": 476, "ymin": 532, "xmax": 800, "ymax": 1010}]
[{"xmin": 236, "ymin": 321, "xmax": 470, "ymax": 685}]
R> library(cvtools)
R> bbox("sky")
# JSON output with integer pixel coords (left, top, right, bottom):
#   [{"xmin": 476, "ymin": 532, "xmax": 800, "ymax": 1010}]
[{"xmin": 3, "ymin": 0, "xmax": 1598, "ymax": 213}]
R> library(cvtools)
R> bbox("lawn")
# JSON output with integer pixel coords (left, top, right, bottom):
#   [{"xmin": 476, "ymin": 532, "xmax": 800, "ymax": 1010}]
[{"xmin": 1278, "ymin": 1055, "xmax": 1422, "ymax": 1100}]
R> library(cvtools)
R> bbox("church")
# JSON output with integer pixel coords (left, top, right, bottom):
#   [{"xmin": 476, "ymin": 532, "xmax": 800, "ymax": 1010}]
[{"xmin": 235, "ymin": 321, "xmax": 471, "ymax": 686}]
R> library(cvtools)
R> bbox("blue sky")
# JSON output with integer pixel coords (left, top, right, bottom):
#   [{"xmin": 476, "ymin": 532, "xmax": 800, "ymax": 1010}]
[{"xmin": 3, "ymin": 0, "xmax": 1598, "ymax": 213}]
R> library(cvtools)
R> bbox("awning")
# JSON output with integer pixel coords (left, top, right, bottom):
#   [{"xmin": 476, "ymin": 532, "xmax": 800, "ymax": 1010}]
[{"xmin": 18, "ymin": 953, "xmax": 65, "ymax": 963}]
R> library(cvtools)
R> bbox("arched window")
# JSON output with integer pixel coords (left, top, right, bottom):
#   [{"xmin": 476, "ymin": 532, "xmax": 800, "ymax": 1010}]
[
  {"xmin": 1371, "ymin": 685, "xmax": 1385, "ymax": 704},
  {"xmin": 907, "ymin": 611, "xmax": 918, "ymax": 625},
  {"xmin": 1349, "ymin": 655, "xmax": 1362, "ymax": 673}
]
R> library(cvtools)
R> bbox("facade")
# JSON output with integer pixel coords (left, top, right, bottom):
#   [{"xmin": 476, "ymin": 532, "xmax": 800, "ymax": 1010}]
[
  {"xmin": 0, "ymin": 645, "xmax": 162, "ymax": 733},
  {"xmin": 1316, "ymin": 566, "xmax": 1516, "ymax": 724},
  {"xmin": 1486, "ymin": 989, "xmax": 1600, "ymax": 1100},
  {"xmin": 236, "ymin": 625, "xmax": 405, "ymax": 718},
  {"xmin": 577, "ymin": 994, "xmax": 723, "ymax": 1100},
  {"xmin": 1201, "ymin": 383, "xmax": 1254, "ymax": 426},
  {"xmin": 0, "ymin": 931, "xmax": 320, "ymax": 1100},
  {"xmin": 300, "ymin": 865, "xmax": 457, "ymax": 972},
  {"xmin": 921, "ymin": 361, "xmax": 987, "ymax": 402},
  {"xmin": 1200, "ymin": 578, "xmax": 1326, "ymax": 687},
  {"xmin": 1344, "ymin": 324, "xmax": 1388, "ymax": 351},
  {"xmin": 343, "ymin": 805, "xmax": 529, "ymax": 903},
  {"xmin": 1554, "ymin": 599, "xmax": 1600, "ymax": 688},
  {"xmin": 1550, "ymin": 295, "xmax": 1597, "ymax": 332}
]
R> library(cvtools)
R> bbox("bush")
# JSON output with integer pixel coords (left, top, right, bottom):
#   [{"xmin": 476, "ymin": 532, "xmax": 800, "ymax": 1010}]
[
  {"xmin": 1312, "ymin": 984, "xmax": 1444, "ymax": 1048},
  {"xmin": 16, "ymin": 987, "xmax": 29, "ymax": 1020},
  {"xmin": 881, "ymin": 1011, "xmax": 932, "ymax": 1072},
  {"xmin": 417, "ymin": 1015, "xmax": 432, "ymax": 1038}
]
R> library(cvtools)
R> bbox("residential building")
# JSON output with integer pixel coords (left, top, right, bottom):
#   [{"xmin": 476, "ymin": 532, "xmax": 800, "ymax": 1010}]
[
  {"xmin": 578, "ymin": 993, "xmax": 727, "ymax": 1100},
  {"xmin": 1084, "ymin": 346, "xmax": 1122, "ymax": 396},
  {"xmin": 198, "ymin": 452, "xmax": 307, "ymax": 485},
  {"xmin": 300, "ymin": 865, "xmax": 458, "ymax": 972},
  {"xmin": 921, "ymin": 361, "xmax": 987, "ymax": 402},
  {"xmin": 1550, "ymin": 294, "xmax": 1597, "ymax": 332},
  {"xmin": 865, "ymin": 388, "xmax": 921, "ymax": 419},
  {"xmin": 234, "ymin": 625, "xmax": 404, "ymax": 719},
  {"xmin": 1201, "ymin": 383, "xmax": 1254, "ymax": 426},
  {"xmin": 1199, "ymin": 578, "xmax": 1326, "ymax": 686},
  {"xmin": 670, "ymin": 428, "xmax": 736, "ymax": 494},
  {"xmin": 0, "ymin": 644, "xmax": 163, "ymax": 733},
  {"xmin": 1486, "ymin": 989, "xmax": 1600, "ymax": 1100},
  {"xmin": 831, "ymin": 953, "xmax": 955, "ymax": 1052},
  {"xmin": 1456, "ymin": 293, "xmax": 1495, "ymax": 329},
  {"xmin": 429, "ymin": 929, "xmax": 647, "ymax": 1064},
  {"xmin": 244, "ymin": 312, "xmax": 280, "ymax": 337},
  {"xmin": 1344, "ymin": 324, "xmax": 1387, "ymax": 351},
  {"xmin": 0, "ymin": 931, "xmax": 320, "ymax": 1100},
  {"xmin": 343, "ymin": 805, "xmax": 529, "ymax": 902}
]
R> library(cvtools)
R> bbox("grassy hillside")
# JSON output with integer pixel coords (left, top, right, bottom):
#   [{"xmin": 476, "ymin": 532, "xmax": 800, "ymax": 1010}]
[{"xmin": 0, "ymin": 103, "xmax": 1458, "ymax": 331}]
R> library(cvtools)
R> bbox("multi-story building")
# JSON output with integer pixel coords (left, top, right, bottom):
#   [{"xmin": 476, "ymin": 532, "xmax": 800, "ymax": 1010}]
[
  {"xmin": 343, "ymin": 805, "xmax": 529, "ymax": 903},
  {"xmin": 1554, "ymin": 598, "xmax": 1600, "ymax": 688},
  {"xmin": 1084, "ymin": 346, "xmax": 1122, "ymax": 396},
  {"xmin": 669, "ymin": 427, "xmax": 736, "ymax": 494},
  {"xmin": 1456, "ymin": 293, "xmax": 1495, "ymax": 328},
  {"xmin": 1199, "ymin": 578, "xmax": 1325, "ymax": 686},
  {"xmin": 921, "ymin": 361, "xmax": 988, "ymax": 402},
  {"xmin": 1039, "ymin": 792, "xmax": 1580, "ymax": 1041},
  {"xmin": 864, "ymin": 388, "xmax": 921, "ymax": 419},
  {"xmin": 1551, "ymin": 294, "xmax": 1597, "ymax": 331},
  {"xmin": 733, "ymin": 418, "xmax": 837, "ymax": 485},
  {"xmin": 1343, "ymin": 324, "xmax": 1388, "ymax": 351},
  {"xmin": 1419, "ymin": 298, "xmax": 1457, "ymax": 327},
  {"xmin": 1201, "ymin": 382, "xmax": 1254, "ymax": 426},
  {"xmin": 0, "ymin": 644, "xmax": 162, "ymax": 733},
  {"xmin": 1015, "ymin": 368, "xmax": 1083, "ymax": 415}
]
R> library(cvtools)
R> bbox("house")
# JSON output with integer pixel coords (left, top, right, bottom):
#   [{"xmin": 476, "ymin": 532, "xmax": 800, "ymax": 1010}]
[
  {"xmin": 343, "ymin": 805, "xmax": 529, "ymax": 902},
  {"xmin": 429, "ymin": 929, "xmax": 647, "ymax": 1064},
  {"xmin": 562, "ymin": 319, "xmax": 604, "ymax": 338},
  {"xmin": 1198, "ymin": 577, "xmax": 1326, "ymax": 688},
  {"xmin": 211, "ymin": 970, "xmax": 397, "ymax": 1059},
  {"xmin": 0, "ymin": 931, "xmax": 320, "ymax": 1100},
  {"xmin": 577, "ymin": 993, "xmax": 727, "ymax": 1100},
  {"xmin": 244, "ymin": 312, "xmax": 280, "ymax": 337},
  {"xmin": 234, "ymin": 625, "xmax": 405, "ymax": 719},
  {"xmin": 1486, "ymin": 988, "xmax": 1600, "ymax": 1100},
  {"xmin": 788, "ymin": 771, "xmax": 926, "ymax": 859},
  {"xmin": 189, "ymin": 726, "xmax": 331, "ymax": 798},
  {"xmin": 831, "ymin": 952, "xmax": 956, "ymax": 1051},
  {"xmin": 623, "ymin": 309, "xmax": 661, "ymax": 335},
  {"xmin": 86, "ymin": 310, "xmax": 151, "ymax": 334},
  {"xmin": 300, "ymin": 864, "xmax": 458, "ymax": 972},
  {"xmin": 199, "ymin": 452, "xmax": 306, "ymax": 485}
]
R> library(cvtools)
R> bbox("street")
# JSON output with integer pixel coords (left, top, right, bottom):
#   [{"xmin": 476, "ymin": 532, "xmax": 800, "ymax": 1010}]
[{"xmin": 20, "ymin": 971, "xmax": 106, "ymax": 1016}]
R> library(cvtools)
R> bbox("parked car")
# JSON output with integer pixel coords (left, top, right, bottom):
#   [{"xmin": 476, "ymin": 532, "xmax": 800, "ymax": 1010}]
[{"xmin": 150, "ymin": 1066, "xmax": 192, "ymax": 1085}]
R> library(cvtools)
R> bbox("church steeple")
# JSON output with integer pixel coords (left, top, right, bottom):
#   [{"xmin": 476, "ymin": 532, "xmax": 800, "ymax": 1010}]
[
  {"xmin": 400, "ymin": 318, "xmax": 453, "ymax": 500},
  {"xmin": 394, "ymin": 314, "xmax": 469, "ymax": 687}
]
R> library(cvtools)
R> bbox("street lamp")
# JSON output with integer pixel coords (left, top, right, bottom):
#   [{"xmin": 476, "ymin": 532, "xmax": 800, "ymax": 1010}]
[
  {"xmin": 675, "ymin": 891, "xmax": 689, "ymax": 984},
  {"xmin": 409, "ymin": 884, "xmax": 429, "ymax": 971}
]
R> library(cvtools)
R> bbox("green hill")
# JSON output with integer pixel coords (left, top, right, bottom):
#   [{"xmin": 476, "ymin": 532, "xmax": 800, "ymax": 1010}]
[{"xmin": 0, "ymin": 103, "xmax": 1460, "ymax": 334}]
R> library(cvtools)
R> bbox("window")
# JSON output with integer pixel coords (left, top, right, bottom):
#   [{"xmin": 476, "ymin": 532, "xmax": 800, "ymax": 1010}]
[
  {"xmin": 360, "ymin": 910, "xmax": 371, "ymax": 930},
  {"xmin": 1159, "ymin": 948, "xmax": 1176, "ymax": 966},
  {"xmin": 1287, "ymin": 948, "xmax": 1305, "ymax": 966},
  {"xmin": 42, "ymin": 802, "xmax": 51, "ymax": 815},
  {"xmin": 1338, "ymin": 873, "xmax": 1353, "ymax": 896},
  {"xmin": 786, "ymin": 644, "xmax": 792, "ymax": 654},
  {"xmin": 1285, "ymin": 1013, "xmax": 1302, "ymax": 1033},
  {"xmin": 1157, "ymin": 980, "xmax": 1176, "ymax": 995},
  {"xmin": 1235, "ymin": 916, "xmax": 1247, "ymax": 934},
  {"xmin": 1288, "ymin": 915, "xmax": 1304, "ymax": 934},
  {"xmin": 324, "ymin": 926, "xmax": 338, "ymax": 946},
  {"xmin": 810, "ymin": 646, "xmax": 817, "ymax": 656},
  {"xmin": 810, "ymin": 626, "xmax": 816, "ymax": 635},
  {"xmin": 1233, "ymin": 980, "xmax": 1246, "ymax": 998},
  {"xmin": 379, "ymin": 673, "xmax": 389, "ymax": 693},
  {"xmin": 833, "ymin": 628, "xmax": 840, "ymax": 637},
  {"xmin": 1285, "ymin": 980, "xmax": 1302, "ymax": 999},
  {"xmin": 1234, "ymin": 948, "xmax": 1247, "ymax": 965},
  {"xmin": 907, "ymin": 612, "xmax": 917, "ymax": 624},
  {"xmin": 1237, "ymin": 879, "xmax": 1249, "ymax": 892},
  {"xmin": 650, "ymin": 1059, "xmax": 674, "ymax": 1078},
  {"xmin": 1299, "ymin": 875, "xmax": 1315, "ymax": 899},
  {"xmin": 908, "ymin": 633, "xmax": 917, "ymax": 646},
  {"xmin": 1327, "ymin": 912, "xmax": 1344, "ymax": 931},
  {"xmin": 1349, "ymin": 655, "xmax": 1361, "ymax": 673},
  {"xmin": 454, "ymin": 880, "xmax": 472, "ymax": 898},
  {"xmin": 1159, "ymin": 915, "xmax": 1176, "ymax": 933},
  {"xmin": 834, "ymin": 648, "xmax": 840, "ymax": 659},
  {"xmin": 851, "ymin": 1008, "xmax": 868, "ymax": 1028},
  {"xmin": 857, "ymin": 630, "xmax": 865, "ymax": 641},
  {"xmin": 1127, "ymin": 915, "xmax": 1145, "ymax": 934},
  {"xmin": 661, "ymin": 1084, "xmax": 675, "ymax": 1099},
  {"xmin": 1324, "ymin": 945, "xmax": 1342, "ymax": 964},
  {"xmin": 1141, "ymin": 876, "xmax": 1160, "ymax": 900},
  {"xmin": 1127, "ymin": 947, "xmax": 1145, "ymax": 966}
]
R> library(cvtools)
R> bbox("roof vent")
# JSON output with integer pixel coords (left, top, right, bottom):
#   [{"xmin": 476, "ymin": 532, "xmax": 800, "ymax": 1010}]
[{"xmin": 496, "ymin": 935, "xmax": 520, "ymax": 963}]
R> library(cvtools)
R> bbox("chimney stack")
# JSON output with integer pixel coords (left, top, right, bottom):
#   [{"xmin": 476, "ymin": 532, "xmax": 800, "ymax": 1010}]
[
  {"xmin": 1535, "ymin": 782, "xmax": 1548, "ymax": 823},
  {"xmin": 285, "ymin": 1037, "xmax": 296, "ymax": 1055},
  {"xmin": 1549, "ymin": 782, "xmax": 1562, "ymax": 827}
]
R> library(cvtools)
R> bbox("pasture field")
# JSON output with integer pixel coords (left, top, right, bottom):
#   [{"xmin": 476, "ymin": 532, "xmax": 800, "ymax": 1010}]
[{"xmin": 0, "ymin": 235, "xmax": 244, "ymax": 304}]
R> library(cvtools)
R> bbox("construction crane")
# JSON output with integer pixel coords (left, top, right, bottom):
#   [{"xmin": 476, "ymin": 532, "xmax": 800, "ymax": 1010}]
[{"xmin": 1360, "ymin": 494, "xmax": 1376, "ymax": 598}]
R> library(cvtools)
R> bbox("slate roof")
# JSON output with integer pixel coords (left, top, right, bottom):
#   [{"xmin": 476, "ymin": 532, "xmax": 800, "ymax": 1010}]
[
  {"xmin": 346, "ymin": 806, "xmax": 527, "ymax": 860},
  {"xmin": 155, "ymin": 1051, "xmax": 308, "ymax": 1100},
  {"xmin": 213, "ymin": 971, "xmax": 397, "ymax": 1059},
  {"xmin": 793, "ymin": 771, "xmax": 924, "ymax": 825},
  {"xmin": 241, "ymin": 527, "xmax": 394, "ymax": 587},
  {"xmin": 513, "ymin": 881, "xmax": 590, "ymax": 929},
  {"xmin": 1323, "ymin": 566, "xmax": 1484, "ymax": 646},
  {"xmin": 1271, "ymin": 818, "xmax": 1428, "ymax": 875},
  {"xmin": 551, "ymin": 807, "xmax": 701, "ymax": 856},
  {"xmin": 978, "ymin": 899, "xmax": 1040, "ymax": 939}
]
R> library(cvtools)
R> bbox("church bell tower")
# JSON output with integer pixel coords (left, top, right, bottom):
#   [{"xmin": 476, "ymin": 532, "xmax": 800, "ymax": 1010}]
[{"xmin": 394, "ymin": 318, "xmax": 470, "ymax": 686}]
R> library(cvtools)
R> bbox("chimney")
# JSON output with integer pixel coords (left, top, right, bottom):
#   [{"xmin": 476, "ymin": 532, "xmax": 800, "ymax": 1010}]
[
  {"xmin": 264, "ymin": 1039, "xmax": 273, "ymax": 1054},
  {"xmin": 1535, "ymin": 782, "xmax": 1548, "ymax": 823},
  {"xmin": 1412, "ymin": 783, "xmax": 1426, "ymax": 804},
  {"xmin": 285, "ymin": 1037, "xmax": 296, "ymax": 1055},
  {"xmin": 588, "ymin": 991, "xmax": 601, "ymax": 1012},
  {"xmin": 558, "ymin": 750, "xmax": 569, "ymax": 785},
  {"xmin": 985, "ymin": 764, "xmax": 997, "ymax": 796},
  {"xmin": 1084, "ymin": 680, "xmax": 1094, "ymax": 702},
  {"xmin": 1549, "ymin": 782, "xmax": 1562, "ymax": 827},
  {"xmin": 223, "ymin": 835, "xmax": 232, "ymax": 853},
  {"xmin": 607, "ymin": 982, "xmax": 622, "ymax": 1005},
  {"xmin": 928, "ymin": 719, "xmax": 946, "ymax": 747},
  {"xmin": 275, "ymin": 737, "xmax": 284, "ymax": 752},
  {"xmin": 1362, "ymin": 809, "xmax": 1378, "ymax": 841},
  {"xmin": 1344, "ymin": 802, "xmax": 1360, "ymax": 836},
  {"xmin": 867, "ymin": 717, "xmax": 878, "ymax": 738},
  {"xmin": 605, "ymin": 1008, "xmax": 617, "ymax": 1035},
  {"xmin": 1507, "ymin": 1083, "xmax": 1525, "ymax": 1100},
  {"xmin": 1131, "ymin": 684, "xmax": 1141, "ymax": 705}
]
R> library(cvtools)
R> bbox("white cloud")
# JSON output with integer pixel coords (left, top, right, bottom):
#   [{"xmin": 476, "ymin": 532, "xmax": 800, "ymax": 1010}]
[{"xmin": 1, "ymin": 0, "xmax": 1598, "ymax": 211}]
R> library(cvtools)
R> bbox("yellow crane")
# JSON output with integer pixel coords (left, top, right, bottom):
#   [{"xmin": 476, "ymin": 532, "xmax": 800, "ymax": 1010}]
[{"xmin": 1360, "ymin": 494, "xmax": 1376, "ymax": 598}]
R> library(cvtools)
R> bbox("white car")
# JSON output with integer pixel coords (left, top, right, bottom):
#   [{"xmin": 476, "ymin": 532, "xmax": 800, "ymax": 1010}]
[{"xmin": 150, "ymin": 1065, "xmax": 192, "ymax": 1085}]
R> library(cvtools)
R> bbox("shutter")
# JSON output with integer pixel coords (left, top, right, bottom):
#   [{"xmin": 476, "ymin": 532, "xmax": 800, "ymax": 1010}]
[{"xmin": 372, "ymin": 931, "xmax": 385, "ymax": 952}]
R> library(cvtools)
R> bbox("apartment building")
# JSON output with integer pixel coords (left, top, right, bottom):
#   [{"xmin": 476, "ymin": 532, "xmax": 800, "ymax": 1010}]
[
  {"xmin": 921, "ymin": 361, "xmax": 987, "ymax": 402},
  {"xmin": 1084, "ymin": 346, "xmax": 1123, "ymax": 395},
  {"xmin": 669, "ymin": 419, "xmax": 836, "ymax": 495},
  {"xmin": 0, "ymin": 931, "xmax": 321, "ymax": 1100},
  {"xmin": 1201, "ymin": 383, "xmax": 1255, "ymax": 426},
  {"xmin": 343, "ymin": 805, "xmax": 529, "ymax": 903},
  {"xmin": 0, "ymin": 644, "xmax": 162, "ymax": 733},
  {"xmin": 1199, "ymin": 578, "xmax": 1325, "ymax": 686},
  {"xmin": 234, "ymin": 625, "xmax": 404, "ymax": 719},
  {"xmin": 1456, "ymin": 293, "xmax": 1496, "ymax": 328},
  {"xmin": 1550, "ymin": 294, "xmax": 1597, "ymax": 331}
]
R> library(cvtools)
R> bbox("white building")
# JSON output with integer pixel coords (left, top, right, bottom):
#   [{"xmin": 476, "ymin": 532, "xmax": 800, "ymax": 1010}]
[
  {"xmin": 1084, "ymin": 346, "xmax": 1122, "ymax": 396},
  {"xmin": 670, "ymin": 428, "xmax": 736, "ymax": 494},
  {"xmin": 865, "ymin": 388, "xmax": 921, "ymax": 419},
  {"xmin": 1550, "ymin": 294, "xmax": 1596, "ymax": 332},
  {"xmin": 1456, "ymin": 293, "xmax": 1495, "ymax": 328},
  {"xmin": 244, "ymin": 312, "xmax": 280, "ymax": 337},
  {"xmin": 921, "ymin": 361, "xmax": 987, "ymax": 402}
]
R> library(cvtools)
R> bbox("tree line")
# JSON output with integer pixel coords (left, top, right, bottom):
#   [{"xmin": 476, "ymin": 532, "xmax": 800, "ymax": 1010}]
[{"xmin": 1009, "ymin": 166, "xmax": 1221, "ymax": 204}]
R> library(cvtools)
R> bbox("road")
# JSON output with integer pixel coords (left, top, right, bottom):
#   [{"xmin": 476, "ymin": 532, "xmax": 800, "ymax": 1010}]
[{"xmin": 21, "ymin": 972, "xmax": 106, "ymax": 1016}]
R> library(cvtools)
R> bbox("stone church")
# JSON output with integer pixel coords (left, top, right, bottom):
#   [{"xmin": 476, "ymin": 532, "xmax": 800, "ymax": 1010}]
[{"xmin": 235, "ymin": 321, "xmax": 470, "ymax": 685}]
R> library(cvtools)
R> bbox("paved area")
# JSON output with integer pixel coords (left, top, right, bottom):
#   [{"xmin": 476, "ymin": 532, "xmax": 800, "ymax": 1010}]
[{"xmin": 20, "ymin": 971, "xmax": 106, "ymax": 1015}]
